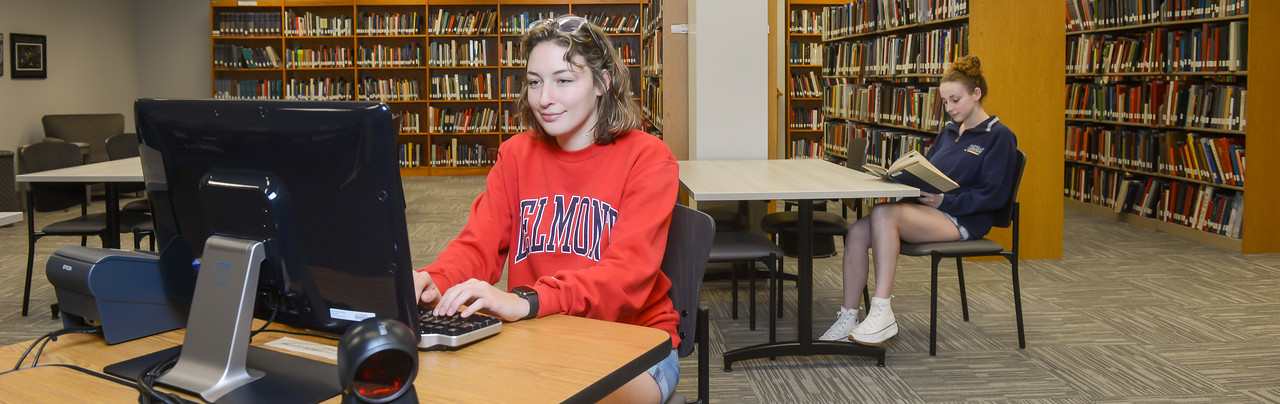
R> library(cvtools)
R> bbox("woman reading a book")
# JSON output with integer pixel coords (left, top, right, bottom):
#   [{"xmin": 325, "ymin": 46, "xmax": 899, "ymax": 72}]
[
  {"xmin": 411, "ymin": 16, "xmax": 682, "ymax": 403},
  {"xmin": 820, "ymin": 55, "xmax": 1019, "ymax": 345}
]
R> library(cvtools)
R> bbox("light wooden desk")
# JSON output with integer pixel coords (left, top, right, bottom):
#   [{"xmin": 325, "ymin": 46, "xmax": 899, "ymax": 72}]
[
  {"xmin": 14, "ymin": 157, "xmax": 143, "ymax": 249},
  {"xmin": 0, "ymin": 314, "xmax": 670, "ymax": 403},
  {"xmin": 678, "ymin": 159, "xmax": 918, "ymax": 368}
]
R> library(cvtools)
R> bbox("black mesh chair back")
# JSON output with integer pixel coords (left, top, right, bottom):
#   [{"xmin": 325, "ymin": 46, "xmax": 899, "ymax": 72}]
[
  {"xmin": 990, "ymin": 150, "xmax": 1027, "ymax": 229},
  {"xmin": 105, "ymin": 132, "xmax": 141, "ymax": 159},
  {"xmin": 846, "ymin": 137, "xmax": 870, "ymax": 171},
  {"xmin": 106, "ymin": 133, "xmax": 148, "ymax": 197},
  {"xmin": 21, "ymin": 142, "xmax": 87, "ymax": 213},
  {"xmin": 660, "ymin": 205, "xmax": 714, "ymax": 404}
]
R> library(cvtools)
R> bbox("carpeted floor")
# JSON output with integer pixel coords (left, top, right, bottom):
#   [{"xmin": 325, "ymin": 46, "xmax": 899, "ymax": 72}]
[{"xmin": 3, "ymin": 175, "xmax": 1279, "ymax": 403}]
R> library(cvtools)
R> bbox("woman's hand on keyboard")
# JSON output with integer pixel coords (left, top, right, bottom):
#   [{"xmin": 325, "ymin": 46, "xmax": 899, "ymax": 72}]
[
  {"xmin": 413, "ymin": 271, "xmax": 442, "ymax": 306},
  {"xmin": 433, "ymin": 278, "xmax": 532, "ymax": 322}
]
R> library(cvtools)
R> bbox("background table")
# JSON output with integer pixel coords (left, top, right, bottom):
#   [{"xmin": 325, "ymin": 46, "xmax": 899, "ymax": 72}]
[
  {"xmin": 0, "ymin": 212, "xmax": 21, "ymax": 226},
  {"xmin": 678, "ymin": 159, "xmax": 918, "ymax": 368},
  {"xmin": 0, "ymin": 314, "xmax": 670, "ymax": 403},
  {"xmin": 14, "ymin": 157, "xmax": 143, "ymax": 249}
]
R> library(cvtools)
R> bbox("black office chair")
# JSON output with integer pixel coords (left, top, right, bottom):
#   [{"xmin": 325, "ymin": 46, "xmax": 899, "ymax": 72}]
[
  {"xmin": 19, "ymin": 141, "xmax": 152, "ymax": 316},
  {"xmin": 700, "ymin": 206, "xmax": 750, "ymax": 232},
  {"xmin": 105, "ymin": 133, "xmax": 149, "ymax": 211},
  {"xmin": 661, "ymin": 205, "xmax": 714, "ymax": 404},
  {"xmin": 707, "ymin": 231, "xmax": 783, "ymax": 332},
  {"xmin": 106, "ymin": 133, "xmax": 154, "ymax": 249},
  {"xmin": 898, "ymin": 150, "xmax": 1027, "ymax": 356}
]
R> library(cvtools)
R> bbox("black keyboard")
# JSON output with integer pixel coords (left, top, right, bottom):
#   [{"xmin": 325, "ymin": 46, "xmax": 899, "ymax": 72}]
[{"xmin": 417, "ymin": 307, "xmax": 502, "ymax": 350}]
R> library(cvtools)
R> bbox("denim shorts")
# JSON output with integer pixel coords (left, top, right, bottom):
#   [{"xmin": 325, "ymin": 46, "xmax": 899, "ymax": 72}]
[
  {"xmin": 646, "ymin": 349, "xmax": 681, "ymax": 403},
  {"xmin": 942, "ymin": 212, "xmax": 971, "ymax": 241}
]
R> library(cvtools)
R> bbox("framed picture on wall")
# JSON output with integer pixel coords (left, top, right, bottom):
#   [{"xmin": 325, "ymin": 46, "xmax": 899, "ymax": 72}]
[
  {"xmin": 0, "ymin": 33, "xmax": 5, "ymax": 77},
  {"xmin": 10, "ymin": 33, "xmax": 46, "ymax": 79}
]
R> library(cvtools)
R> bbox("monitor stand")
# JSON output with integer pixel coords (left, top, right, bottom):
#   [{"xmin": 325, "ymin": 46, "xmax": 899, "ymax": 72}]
[{"xmin": 105, "ymin": 236, "xmax": 340, "ymax": 403}]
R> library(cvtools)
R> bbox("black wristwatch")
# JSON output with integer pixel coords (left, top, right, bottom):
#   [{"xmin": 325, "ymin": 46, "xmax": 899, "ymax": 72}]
[{"xmin": 513, "ymin": 286, "xmax": 539, "ymax": 320}]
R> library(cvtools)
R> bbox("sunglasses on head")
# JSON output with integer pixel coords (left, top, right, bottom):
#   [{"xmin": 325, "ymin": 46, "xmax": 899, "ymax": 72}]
[{"xmin": 528, "ymin": 15, "xmax": 590, "ymax": 34}]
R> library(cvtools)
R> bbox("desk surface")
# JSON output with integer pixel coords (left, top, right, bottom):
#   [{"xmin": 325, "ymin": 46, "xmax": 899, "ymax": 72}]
[
  {"xmin": 0, "ymin": 315, "xmax": 670, "ymax": 403},
  {"xmin": 677, "ymin": 159, "xmax": 919, "ymax": 201},
  {"xmin": 0, "ymin": 212, "xmax": 20, "ymax": 226},
  {"xmin": 15, "ymin": 156, "xmax": 142, "ymax": 183}
]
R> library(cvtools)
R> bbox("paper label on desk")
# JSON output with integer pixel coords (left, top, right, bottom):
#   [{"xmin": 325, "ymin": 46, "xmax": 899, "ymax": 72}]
[
  {"xmin": 330, "ymin": 308, "xmax": 376, "ymax": 322},
  {"xmin": 265, "ymin": 337, "xmax": 338, "ymax": 361}
]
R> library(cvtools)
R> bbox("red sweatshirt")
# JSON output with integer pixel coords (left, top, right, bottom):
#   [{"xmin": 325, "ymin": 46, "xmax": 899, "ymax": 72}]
[{"xmin": 421, "ymin": 129, "xmax": 681, "ymax": 347}]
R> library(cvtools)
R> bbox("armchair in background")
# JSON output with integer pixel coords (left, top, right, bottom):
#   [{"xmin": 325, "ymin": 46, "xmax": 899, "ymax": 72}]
[{"xmin": 41, "ymin": 113, "xmax": 125, "ymax": 164}]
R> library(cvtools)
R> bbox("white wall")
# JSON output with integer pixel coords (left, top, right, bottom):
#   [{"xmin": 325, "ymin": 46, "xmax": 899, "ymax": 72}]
[
  {"xmin": 0, "ymin": 0, "xmax": 139, "ymax": 152},
  {"xmin": 687, "ymin": 0, "xmax": 769, "ymax": 160},
  {"xmin": 135, "ymin": 0, "xmax": 210, "ymax": 100},
  {"xmin": 0, "ymin": 0, "xmax": 207, "ymax": 154}
]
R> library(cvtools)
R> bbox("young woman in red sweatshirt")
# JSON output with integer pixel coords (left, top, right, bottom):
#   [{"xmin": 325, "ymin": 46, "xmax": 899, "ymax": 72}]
[{"xmin": 412, "ymin": 16, "xmax": 681, "ymax": 403}]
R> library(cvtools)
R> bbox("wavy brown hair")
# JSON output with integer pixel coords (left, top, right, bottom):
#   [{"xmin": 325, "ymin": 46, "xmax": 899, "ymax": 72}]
[{"xmin": 516, "ymin": 15, "xmax": 642, "ymax": 145}]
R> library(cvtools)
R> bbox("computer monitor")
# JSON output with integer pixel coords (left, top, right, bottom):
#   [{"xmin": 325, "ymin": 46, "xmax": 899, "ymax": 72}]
[{"xmin": 108, "ymin": 99, "xmax": 419, "ymax": 403}]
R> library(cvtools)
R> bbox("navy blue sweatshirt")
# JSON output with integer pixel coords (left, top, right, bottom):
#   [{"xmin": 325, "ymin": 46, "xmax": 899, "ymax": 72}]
[{"xmin": 924, "ymin": 115, "xmax": 1018, "ymax": 239}]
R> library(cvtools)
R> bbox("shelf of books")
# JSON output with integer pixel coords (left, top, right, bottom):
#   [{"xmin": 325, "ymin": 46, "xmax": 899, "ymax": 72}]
[
  {"xmin": 786, "ymin": 0, "xmax": 844, "ymax": 159},
  {"xmin": 820, "ymin": 0, "xmax": 1065, "ymax": 259},
  {"xmin": 818, "ymin": 1, "xmax": 966, "ymax": 165},
  {"xmin": 210, "ymin": 0, "xmax": 646, "ymax": 177},
  {"xmin": 640, "ymin": 0, "xmax": 688, "ymax": 159},
  {"xmin": 1062, "ymin": 0, "xmax": 1276, "ymax": 252}
]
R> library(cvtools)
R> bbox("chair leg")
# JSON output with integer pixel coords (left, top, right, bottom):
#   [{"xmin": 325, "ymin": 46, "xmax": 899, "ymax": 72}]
[
  {"xmin": 696, "ymin": 307, "xmax": 709, "ymax": 404},
  {"xmin": 23, "ymin": 238, "xmax": 37, "ymax": 317},
  {"xmin": 748, "ymin": 262, "xmax": 757, "ymax": 331},
  {"xmin": 1010, "ymin": 255, "xmax": 1026, "ymax": 349},
  {"xmin": 956, "ymin": 257, "xmax": 969, "ymax": 322},
  {"xmin": 776, "ymin": 255, "xmax": 785, "ymax": 318},
  {"xmin": 766, "ymin": 256, "xmax": 777, "ymax": 344},
  {"xmin": 930, "ymin": 254, "xmax": 942, "ymax": 356},
  {"xmin": 730, "ymin": 263, "xmax": 739, "ymax": 320}
]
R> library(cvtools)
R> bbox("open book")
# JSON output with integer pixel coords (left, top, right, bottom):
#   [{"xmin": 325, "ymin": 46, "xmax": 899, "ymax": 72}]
[{"xmin": 863, "ymin": 150, "xmax": 959, "ymax": 194}]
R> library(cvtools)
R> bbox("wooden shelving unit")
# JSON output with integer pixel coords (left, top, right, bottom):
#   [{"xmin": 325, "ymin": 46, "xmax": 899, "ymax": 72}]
[
  {"xmin": 819, "ymin": 0, "xmax": 1064, "ymax": 259},
  {"xmin": 1062, "ymin": 0, "xmax": 1272, "ymax": 252},
  {"xmin": 210, "ymin": 0, "xmax": 646, "ymax": 177},
  {"xmin": 641, "ymin": 0, "xmax": 688, "ymax": 159},
  {"xmin": 784, "ymin": 0, "xmax": 843, "ymax": 160}
]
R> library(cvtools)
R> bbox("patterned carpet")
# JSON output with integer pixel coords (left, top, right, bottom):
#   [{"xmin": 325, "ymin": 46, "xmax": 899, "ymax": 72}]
[{"xmin": 3, "ymin": 176, "xmax": 1280, "ymax": 403}]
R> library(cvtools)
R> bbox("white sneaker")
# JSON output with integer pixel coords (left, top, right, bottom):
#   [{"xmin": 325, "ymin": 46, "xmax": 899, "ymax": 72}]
[
  {"xmin": 819, "ymin": 306, "xmax": 861, "ymax": 341},
  {"xmin": 850, "ymin": 297, "xmax": 897, "ymax": 345}
]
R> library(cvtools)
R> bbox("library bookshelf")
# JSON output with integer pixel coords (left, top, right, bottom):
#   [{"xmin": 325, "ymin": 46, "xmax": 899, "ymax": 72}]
[
  {"xmin": 209, "ymin": 0, "xmax": 647, "ymax": 177},
  {"xmin": 819, "ymin": 0, "xmax": 1064, "ymax": 260},
  {"xmin": 640, "ymin": 0, "xmax": 688, "ymax": 159},
  {"xmin": 1063, "ymin": 0, "xmax": 1275, "ymax": 253},
  {"xmin": 785, "ymin": 0, "xmax": 843, "ymax": 159}
]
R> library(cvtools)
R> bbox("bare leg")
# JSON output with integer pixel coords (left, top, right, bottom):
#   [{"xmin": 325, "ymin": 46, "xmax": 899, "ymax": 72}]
[
  {"xmin": 844, "ymin": 202, "xmax": 962, "ymax": 301},
  {"xmin": 841, "ymin": 217, "xmax": 872, "ymax": 309},
  {"xmin": 598, "ymin": 372, "xmax": 661, "ymax": 404}
]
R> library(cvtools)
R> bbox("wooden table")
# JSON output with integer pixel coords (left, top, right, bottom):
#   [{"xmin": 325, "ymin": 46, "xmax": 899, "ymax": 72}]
[
  {"xmin": 678, "ymin": 159, "xmax": 919, "ymax": 368},
  {"xmin": 0, "ymin": 315, "xmax": 671, "ymax": 403},
  {"xmin": 15, "ymin": 157, "xmax": 143, "ymax": 249}
]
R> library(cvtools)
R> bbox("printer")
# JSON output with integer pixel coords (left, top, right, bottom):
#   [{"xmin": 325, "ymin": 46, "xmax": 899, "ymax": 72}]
[{"xmin": 46, "ymin": 246, "xmax": 189, "ymax": 344}]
